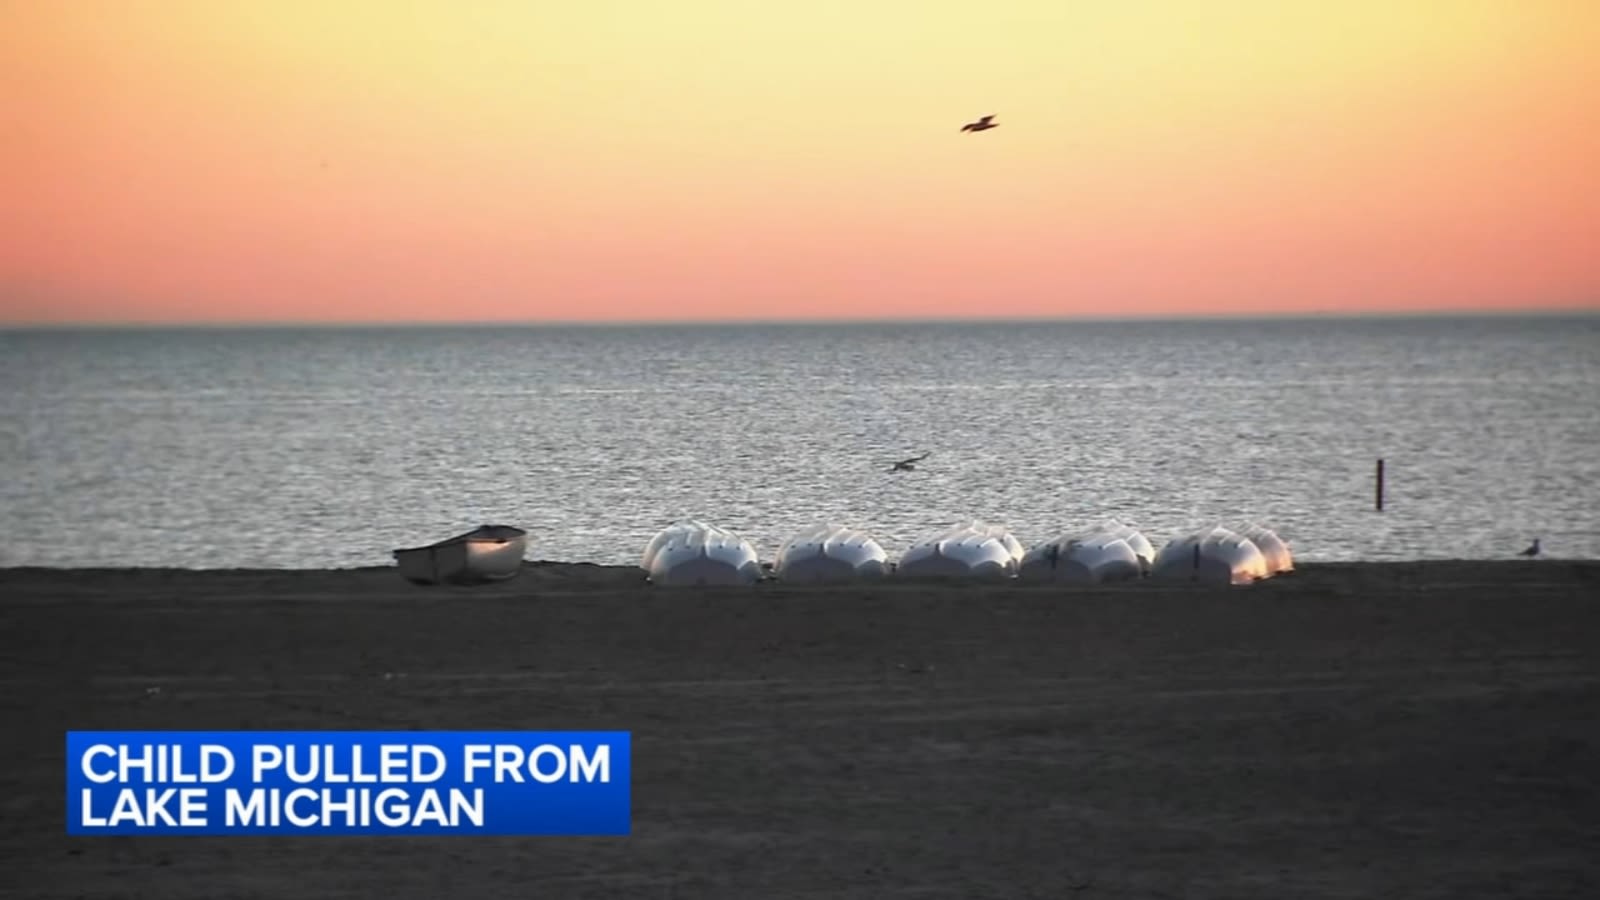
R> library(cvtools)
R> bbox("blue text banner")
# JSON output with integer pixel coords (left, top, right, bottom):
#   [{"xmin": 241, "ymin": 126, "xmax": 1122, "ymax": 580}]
[{"xmin": 67, "ymin": 731, "xmax": 631, "ymax": 836}]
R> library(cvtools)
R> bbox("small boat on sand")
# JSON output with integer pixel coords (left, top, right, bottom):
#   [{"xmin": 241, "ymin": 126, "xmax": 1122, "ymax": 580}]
[
  {"xmin": 641, "ymin": 520, "xmax": 762, "ymax": 586},
  {"xmin": 773, "ymin": 523, "xmax": 889, "ymax": 582},
  {"xmin": 1150, "ymin": 526, "xmax": 1269, "ymax": 585},
  {"xmin": 896, "ymin": 520, "xmax": 1022, "ymax": 579},
  {"xmin": 1020, "ymin": 524, "xmax": 1149, "ymax": 584},
  {"xmin": 1237, "ymin": 522, "xmax": 1294, "ymax": 575},
  {"xmin": 393, "ymin": 524, "xmax": 528, "ymax": 585}
]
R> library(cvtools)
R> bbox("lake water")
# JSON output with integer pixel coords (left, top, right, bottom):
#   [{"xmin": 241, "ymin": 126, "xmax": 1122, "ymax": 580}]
[{"xmin": 2, "ymin": 316, "xmax": 1596, "ymax": 569}]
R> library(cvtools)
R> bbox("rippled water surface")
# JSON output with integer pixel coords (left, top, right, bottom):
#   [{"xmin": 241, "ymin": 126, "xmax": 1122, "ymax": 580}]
[{"xmin": 2, "ymin": 316, "xmax": 1597, "ymax": 568}]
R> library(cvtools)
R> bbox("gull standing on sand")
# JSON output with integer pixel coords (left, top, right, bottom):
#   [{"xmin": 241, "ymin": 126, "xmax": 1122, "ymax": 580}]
[{"xmin": 1519, "ymin": 538, "xmax": 1541, "ymax": 558}]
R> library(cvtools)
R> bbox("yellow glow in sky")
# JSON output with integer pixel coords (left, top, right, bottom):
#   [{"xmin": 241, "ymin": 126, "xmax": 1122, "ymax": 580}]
[{"xmin": 3, "ymin": 0, "xmax": 1597, "ymax": 322}]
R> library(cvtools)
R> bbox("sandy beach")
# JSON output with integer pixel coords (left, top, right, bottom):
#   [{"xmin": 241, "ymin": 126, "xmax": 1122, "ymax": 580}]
[{"xmin": 3, "ymin": 560, "xmax": 1597, "ymax": 899}]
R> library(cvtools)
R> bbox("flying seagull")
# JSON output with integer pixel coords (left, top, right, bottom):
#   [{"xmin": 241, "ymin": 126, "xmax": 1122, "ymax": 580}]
[
  {"xmin": 1519, "ymin": 537, "xmax": 1541, "ymax": 558},
  {"xmin": 960, "ymin": 115, "xmax": 998, "ymax": 133},
  {"xmin": 889, "ymin": 452, "xmax": 930, "ymax": 473}
]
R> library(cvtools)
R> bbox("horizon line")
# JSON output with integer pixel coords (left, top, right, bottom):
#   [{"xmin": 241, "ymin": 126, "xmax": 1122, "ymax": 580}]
[{"xmin": 3, "ymin": 306, "xmax": 1598, "ymax": 330}]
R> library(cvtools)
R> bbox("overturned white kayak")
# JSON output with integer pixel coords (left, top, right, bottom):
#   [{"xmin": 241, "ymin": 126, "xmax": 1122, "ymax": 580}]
[
  {"xmin": 1150, "ymin": 526, "xmax": 1270, "ymax": 585},
  {"xmin": 896, "ymin": 520, "xmax": 1021, "ymax": 579},
  {"xmin": 393, "ymin": 524, "xmax": 527, "ymax": 586},
  {"xmin": 1096, "ymin": 518, "xmax": 1155, "ymax": 572},
  {"xmin": 641, "ymin": 520, "xmax": 762, "ymax": 586},
  {"xmin": 1020, "ymin": 528, "xmax": 1145, "ymax": 583},
  {"xmin": 1238, "ymin": 522, "xmax": 1293, "ymax": 575},
  {"xmin": 774, "ymin": 523, "xmax": 889, "ymax": 582},
  {"xmin": 950, "ymin": 519, "xmax": 1026, "ymax": 564}
]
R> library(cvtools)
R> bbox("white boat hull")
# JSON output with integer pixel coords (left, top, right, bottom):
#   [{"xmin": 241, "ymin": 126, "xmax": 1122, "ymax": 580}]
[
  {"xmin": 1151, "ymin": 527, "xmax": 1270, "ymax": 585},
  {"xmin": 774, "ymin": 524, "xmax": 889, "ymax": 583},
  {"xmin": 896, "ymin": 521, "xmax": 1021, "ymax": 579},
  {"xmin": 643, "ymin": 520, "xmax": 762, "ymax": 586},
  {"xmin": 1238, "ymin": 523, "xmax": 1294, "ymax": 574},
  {"xmin": 1020, "ymin": 534, "xmax": 1144, "ymax": 583},
  {"xmin": 1099, "ymin": 520, "xmax": 1155, "ymax": 573}
]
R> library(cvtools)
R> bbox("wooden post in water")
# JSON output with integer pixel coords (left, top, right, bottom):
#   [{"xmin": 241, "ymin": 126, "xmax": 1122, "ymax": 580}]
[{"xmin": 1375, "ymin": 458, "xmax": 1386, "ymax": 511}]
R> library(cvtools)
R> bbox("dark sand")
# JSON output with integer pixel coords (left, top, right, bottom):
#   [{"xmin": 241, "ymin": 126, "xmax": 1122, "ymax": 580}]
[{"xmin": 3, "ymin": 561, "xmax": 1598, "ymax": 899}]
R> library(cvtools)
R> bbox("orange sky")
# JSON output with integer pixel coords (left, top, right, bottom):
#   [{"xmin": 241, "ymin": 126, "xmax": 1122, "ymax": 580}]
[{"xmin": 3, "ymin": 0, "xmax": 1598, "ymax": 324}]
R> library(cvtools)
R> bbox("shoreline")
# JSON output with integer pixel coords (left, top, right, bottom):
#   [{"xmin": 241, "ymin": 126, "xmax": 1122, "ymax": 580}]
[
  {"xmin": 6, "ymin": 557, "xmax": 1596, "ymax": 898},
  {"xmin": 1, "ymin": 557, "xmax": 1588, "ymax": 576}
]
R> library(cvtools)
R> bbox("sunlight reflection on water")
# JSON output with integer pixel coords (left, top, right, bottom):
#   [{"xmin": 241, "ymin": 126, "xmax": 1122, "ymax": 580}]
[{"xmin": 2, "ymin": 317, "xmax": 1597, "ymax": 568}]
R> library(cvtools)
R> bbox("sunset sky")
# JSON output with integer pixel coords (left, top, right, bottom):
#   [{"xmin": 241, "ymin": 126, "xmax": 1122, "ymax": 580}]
[{"xmin": 4, "ymin": 1, "xmax": 1598, "ymax": 324}]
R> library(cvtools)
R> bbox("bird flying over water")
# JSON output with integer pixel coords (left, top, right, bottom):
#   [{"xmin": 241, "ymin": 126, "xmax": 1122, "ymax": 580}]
[
  {"xmin": 960, "ymin": 115, "xmax": 998, "ymax": 133},
  {"xmin": 1519, "ymin": 537, "xmax": 1541, "ymax": 558},
  {"xmin": 889, "ymin": 452, "xmax": 931, "ymax": 473}
]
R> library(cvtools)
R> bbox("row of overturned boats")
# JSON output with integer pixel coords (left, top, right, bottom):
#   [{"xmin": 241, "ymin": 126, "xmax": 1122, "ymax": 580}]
[
  {"xmin": 392, "ymin": 518, "xmax": 1292, "ymax": 588},
  {"xmin": 642, "ymin": 519, "xmax": 1292, "ymax": 587}
]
